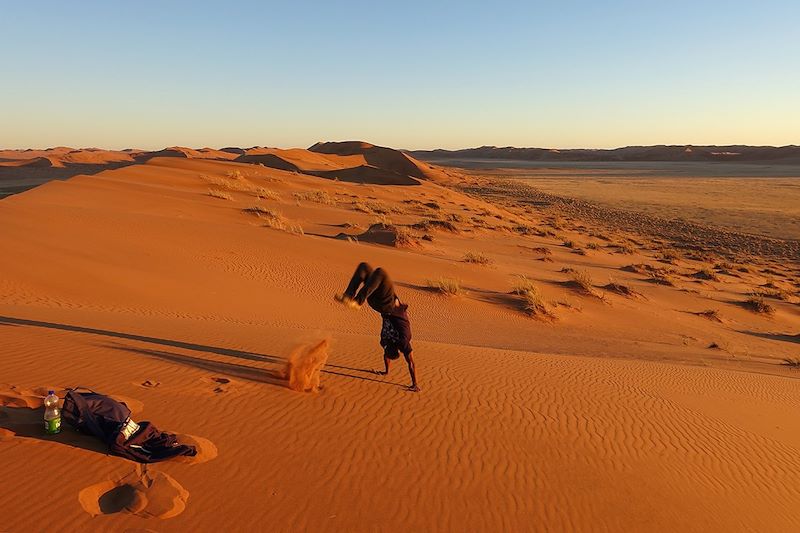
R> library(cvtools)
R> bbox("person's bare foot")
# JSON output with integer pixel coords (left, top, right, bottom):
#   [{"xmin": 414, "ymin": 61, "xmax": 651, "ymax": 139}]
[
  {"xmin": 372, "ymin": 369, "xmax": 388, "ymax": 376},
  {"xmin": 407, "ymin": 384, "xmax": 420, "ymax": 392}
]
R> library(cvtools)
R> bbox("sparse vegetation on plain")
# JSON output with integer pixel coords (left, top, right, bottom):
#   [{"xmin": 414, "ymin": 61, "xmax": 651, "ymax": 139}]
[
  {"xmin": 426, "ymin": 277, "xmax": 462, "ymax": 296},
  {"xmin": 208, "ymin": 189, "xmax": 233, "ymax": 200},
  {"xmin": 603, "ymin": 280, "xmax": 642, "ymax": 299},
  {"xmin": 693, "ymin": 267, "xmax": 720, "ymax": 282},
  {"xmin": 293, "ymin": 190, "xmax": 333, "ymax": 205},
  {"xmin": 743, "ymin": 292, "xmax": 775, "ymax": 315},
  {"xmin": 463, "ymin": 251, "xmax": 492, "ymax": 265},
  {"xmin": 243, "ymin": 206, "xmax": 303, "ymax": 235},
  {"xmin": 695, "ymin": 309, "xmax": 722, "ymax": 322},
  {"xmin": 512, "ymin": 276, "xmax": 556, "ymax": 320}
]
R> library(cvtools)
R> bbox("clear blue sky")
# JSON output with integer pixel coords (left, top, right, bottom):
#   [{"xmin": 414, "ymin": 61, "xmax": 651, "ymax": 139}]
[{"xmin": 2, "ymin": 0, "xmax": 798, "ymax": 150}]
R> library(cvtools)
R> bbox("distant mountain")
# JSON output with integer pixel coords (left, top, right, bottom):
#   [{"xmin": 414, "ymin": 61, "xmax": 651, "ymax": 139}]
[{"xmin": 410, "ymin": 145, "xmax": 800, "ymax": 164}]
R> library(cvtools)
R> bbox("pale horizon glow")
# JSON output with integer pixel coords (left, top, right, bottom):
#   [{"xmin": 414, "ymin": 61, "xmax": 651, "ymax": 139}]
[{"xmin": 2, "ymin": 1, "xmax": 798, "ymax": 151}]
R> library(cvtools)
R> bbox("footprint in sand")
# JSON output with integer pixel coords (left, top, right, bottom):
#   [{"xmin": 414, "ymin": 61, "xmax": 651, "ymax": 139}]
[
  {"xmin": 137, "ymin": 380, "xmax": 161, "ymax": 389},
  {"xmin": 171, "ymin": 434, "xmax": 219, "ymax": 465},
  {"xmin": 79, "ymin": 467, "xmax": 189, "ymax": 519},
  {"xmin": 0, "ymin": 384, "xmax": 49, "ymax": 408},
  {"xmin": 205, "ymin": 377, "xmax": 233, "ymax": 394}
]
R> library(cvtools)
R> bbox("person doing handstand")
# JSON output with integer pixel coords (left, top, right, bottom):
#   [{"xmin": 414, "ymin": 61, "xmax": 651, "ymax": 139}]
[{"xmin": 336, "ymin": 262, "xmax": 419, "ymax": 392}]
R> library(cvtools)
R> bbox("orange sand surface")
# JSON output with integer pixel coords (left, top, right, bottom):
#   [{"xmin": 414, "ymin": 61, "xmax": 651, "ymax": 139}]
[{"xmin": 2, "ymin": 144, "xmax": 800, "ymax": 531}]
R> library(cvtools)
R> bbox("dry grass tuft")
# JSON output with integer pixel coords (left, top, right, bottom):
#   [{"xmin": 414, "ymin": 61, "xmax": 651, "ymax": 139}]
[
  {"xmin": 208, "ymin": 189, "xmax": 233, "ymax": 200},
  {"xmin": 603, "ymin": 280, "xmax": 642, "ymax": 299},
  {"xmin": 412, "ymin": 219, "xmax": 459, "ymax": 233},
  {"xmin": 293, "ymin": 190, "xmax": 333, "ymax": 205},
  {"xmin": 782, "ymin": 358, "xmax": 800, "ymax": 368},
  {"xmin": 255, "ymin": 188, "xmax": 280, "ymax": 201},
  {"xmin": 463, "ymin": 251, "xmax": 492, "ymax": 265},
  {"xmin": 354, "ymin": 199, "xmax": 391, "ymax": 214},
  {"xmin": 695, "ymin": 309, "xmax": 722, "ymax": 322},
  {"xmin": 569, "ymin": 269, "xmax": 595, "ymax": 294},
  {"xmin": 512, "ymin": 276, "xmax": 556, "ymax": 320},
  {"xmin": 693, "ymin": 267, "xmax": 720, "ymax": 281},
  {"xmin": 426, "ymin": 277, "xmax": 462, "ymax": 296},
  {"xmin": 243, "ymin": 206, "xmax": 303, "ymax": 235},
  {"xmin": 743, "ymin": 292, "xmax": 775, "ymax": 315},
  {"xmin": 658, "ymin": 250, "xmax": 682, "ymax": 264}
]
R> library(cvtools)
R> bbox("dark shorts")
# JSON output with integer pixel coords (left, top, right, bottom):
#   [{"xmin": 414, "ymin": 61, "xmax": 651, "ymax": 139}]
[{"xmin": 380, "ymin": 304, "xmax": 412, "ymax": 360}]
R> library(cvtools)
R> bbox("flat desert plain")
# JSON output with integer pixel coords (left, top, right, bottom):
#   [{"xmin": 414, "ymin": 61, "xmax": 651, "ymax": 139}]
[
  {"xmin": 429, "ymin": 160, "xmax": 800, "ymax": 241},
  {"xmin": 1, "ymin": 143, "xmax": 800, "ymax": 532}
]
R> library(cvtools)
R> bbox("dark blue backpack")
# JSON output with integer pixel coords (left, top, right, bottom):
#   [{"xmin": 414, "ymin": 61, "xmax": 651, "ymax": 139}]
[
  {"xmin": 62, "ymin": 388, "xmax": 131, "ymax": 445},
  {"xmin": 62, "ymin": 387, "xmax": 196, "ymax": 463}
]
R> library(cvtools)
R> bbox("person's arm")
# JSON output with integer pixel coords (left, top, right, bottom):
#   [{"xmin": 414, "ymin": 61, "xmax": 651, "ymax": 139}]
[{"xmin": 404, "ymin": 351, "xmax": 419, "ymax": 392}]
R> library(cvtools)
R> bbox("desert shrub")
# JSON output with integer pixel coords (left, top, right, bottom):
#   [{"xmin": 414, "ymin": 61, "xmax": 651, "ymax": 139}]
[
  {"xmin": 208, "ymin": 189, "xmax": 233, "ymax": 200},
  {"xmin": 570, "ymin": 270, "xmax": 594, "ymax": 293},
  {"xmin": 256, "ymin": 188, "xmax": 280, "ymax": 201},
  {"xmin": 562, "ymin": 240, "xmax": 577, "ymax": 249},
  {"xmin": 530, "ymin": 246, "xmax": 552, "ymax": 256},
  {"xmin": 354, "ymin": 200, "xmax": 390, "ymax": 214},
  {"xmin": 659, "ymin": 250, "xmax": 681, "ymax": 263},
  {"xmin": 743, "ymin": 292, "xmax": 775, "ymax": 315},
  {"xmin": 512, "ymin": 276, "xmax": 556, "ymax": 320},
  {"xmin": 462, "ymin": 251, "xmax": 492, "ymax": 265},
  {"xmin": 412, "ymin": 219, "xmax": 458, "ymax": 233},
  {"xmin": 226, "ymin": 169, "xmax": 245, "ymax": 180},
  {"xmin": 695, "ymin": 309, "xmax": 722, "ymax": 322},
  {"xmin": 603, "ymin": 280, "xmax": 642, "ymax": 298},
  {"xmin": 693, "ymin": 267, "xmax": 720, "ymax": 281},
  {"xmin": 426, "ymin": 277, "xmax": 462, "ymax": 296},
  {"xmin": 293, "ymin": 190, "xmax": 333, "ymax": 205},
  {"xmin": 586, "ymin": 242, "xmax": 600, "ymax": 250},
  {"xmin": 243, "ymin": 206, "xmax": 303, "ymax": 235},
  {"xmin": 394, "ymin": 226, "xmax": 417, "ymax": 247}
]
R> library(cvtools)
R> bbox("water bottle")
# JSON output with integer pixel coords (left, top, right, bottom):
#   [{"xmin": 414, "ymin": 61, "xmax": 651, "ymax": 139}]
[{"xmin": 44, "ymin": 390, "xmax": 61, "ymax": 435}]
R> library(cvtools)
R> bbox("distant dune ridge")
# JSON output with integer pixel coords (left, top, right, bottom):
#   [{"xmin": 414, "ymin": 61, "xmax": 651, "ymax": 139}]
[{"xmin": 412, "ymin": 144, "xmax": 800, "ymax": 163}]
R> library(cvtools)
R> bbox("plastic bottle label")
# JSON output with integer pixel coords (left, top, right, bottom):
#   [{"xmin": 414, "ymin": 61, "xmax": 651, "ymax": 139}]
[{"xmin": 45, "ymin": 416, "xmax": 61, "ymax": 434}]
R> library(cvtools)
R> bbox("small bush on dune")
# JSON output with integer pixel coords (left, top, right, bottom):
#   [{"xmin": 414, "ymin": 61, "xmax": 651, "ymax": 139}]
[
  {"xmin": 586, "ymin": 242, "xmax": 600, "ymax": 250},
  {"xmin": 256, "ymin": 188, "xmax": 280, "ymax": 201},
  {"xmin": 463, "ymin": 251, "xmax": 492, "ymax": 265},
  {"xmin": 603, "ymin": 279, "xmax": 642, "ymax": 299},
  {"xmin": 562, "ymin": 240, "xmax": 577, "ymax": 249},
  {"xmin": 293, "ymin": 190, "xmax": 333, "ymax": 205},
  {"xmin": 427, "ymin": 277, "xmax": 462, "ymax": 296},
  {"xmin": 243, "ymin": 206, "xmax": 303, "ymax": 235},
  {"xmin": 782, "ymin": 358, "xmax": 800, "ymax": 368},
  {"xmin": 226, "ymin": 169, "xmax": 245, "ymax": 180},
  {"xmin": 208, "ymin": 189, "xmax": 233, "ymax": 200},
  {"xmin": 658, "ymin": 250, "xmax": 681, "ymax": 263},
  {"xmin": 353, "ymin": 200, "xmax": 391, "ymax": 214},
  {"xmin": 693, "ymin": 267, "xmax": 720, "ymax": 282},
  {"xmin": 695, "ymin": 309, "xmax": 722, "ymax": 322},
  {"xmin": 570, "ymin": 270, "xmax": 594, "ymax": 293},
  {"xmin": 743, "ymin": 292, "xmax": 775, "ymax": 315},
  {"xmin": 512, "ymin": 276, "xmax": 556, "ymax": 320}
]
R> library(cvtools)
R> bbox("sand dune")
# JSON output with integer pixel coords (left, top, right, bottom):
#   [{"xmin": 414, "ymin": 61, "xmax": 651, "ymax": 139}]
[{"xmin": 1, "ymin": 143, "xmax": 800, "ymax": 530}]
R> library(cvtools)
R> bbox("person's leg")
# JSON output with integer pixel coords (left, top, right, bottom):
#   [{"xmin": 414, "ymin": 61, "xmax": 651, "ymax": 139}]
[
  {"xmin": 344, "ymin": 262, "xmax": 373, "ymax": 299},
  {"xmin": 403, "ymin": 351, "xmax": 419, "ymax": 392},
  {"xmin": 355, "ymin": 267, "xmax": 392, "ymax": 306}
]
